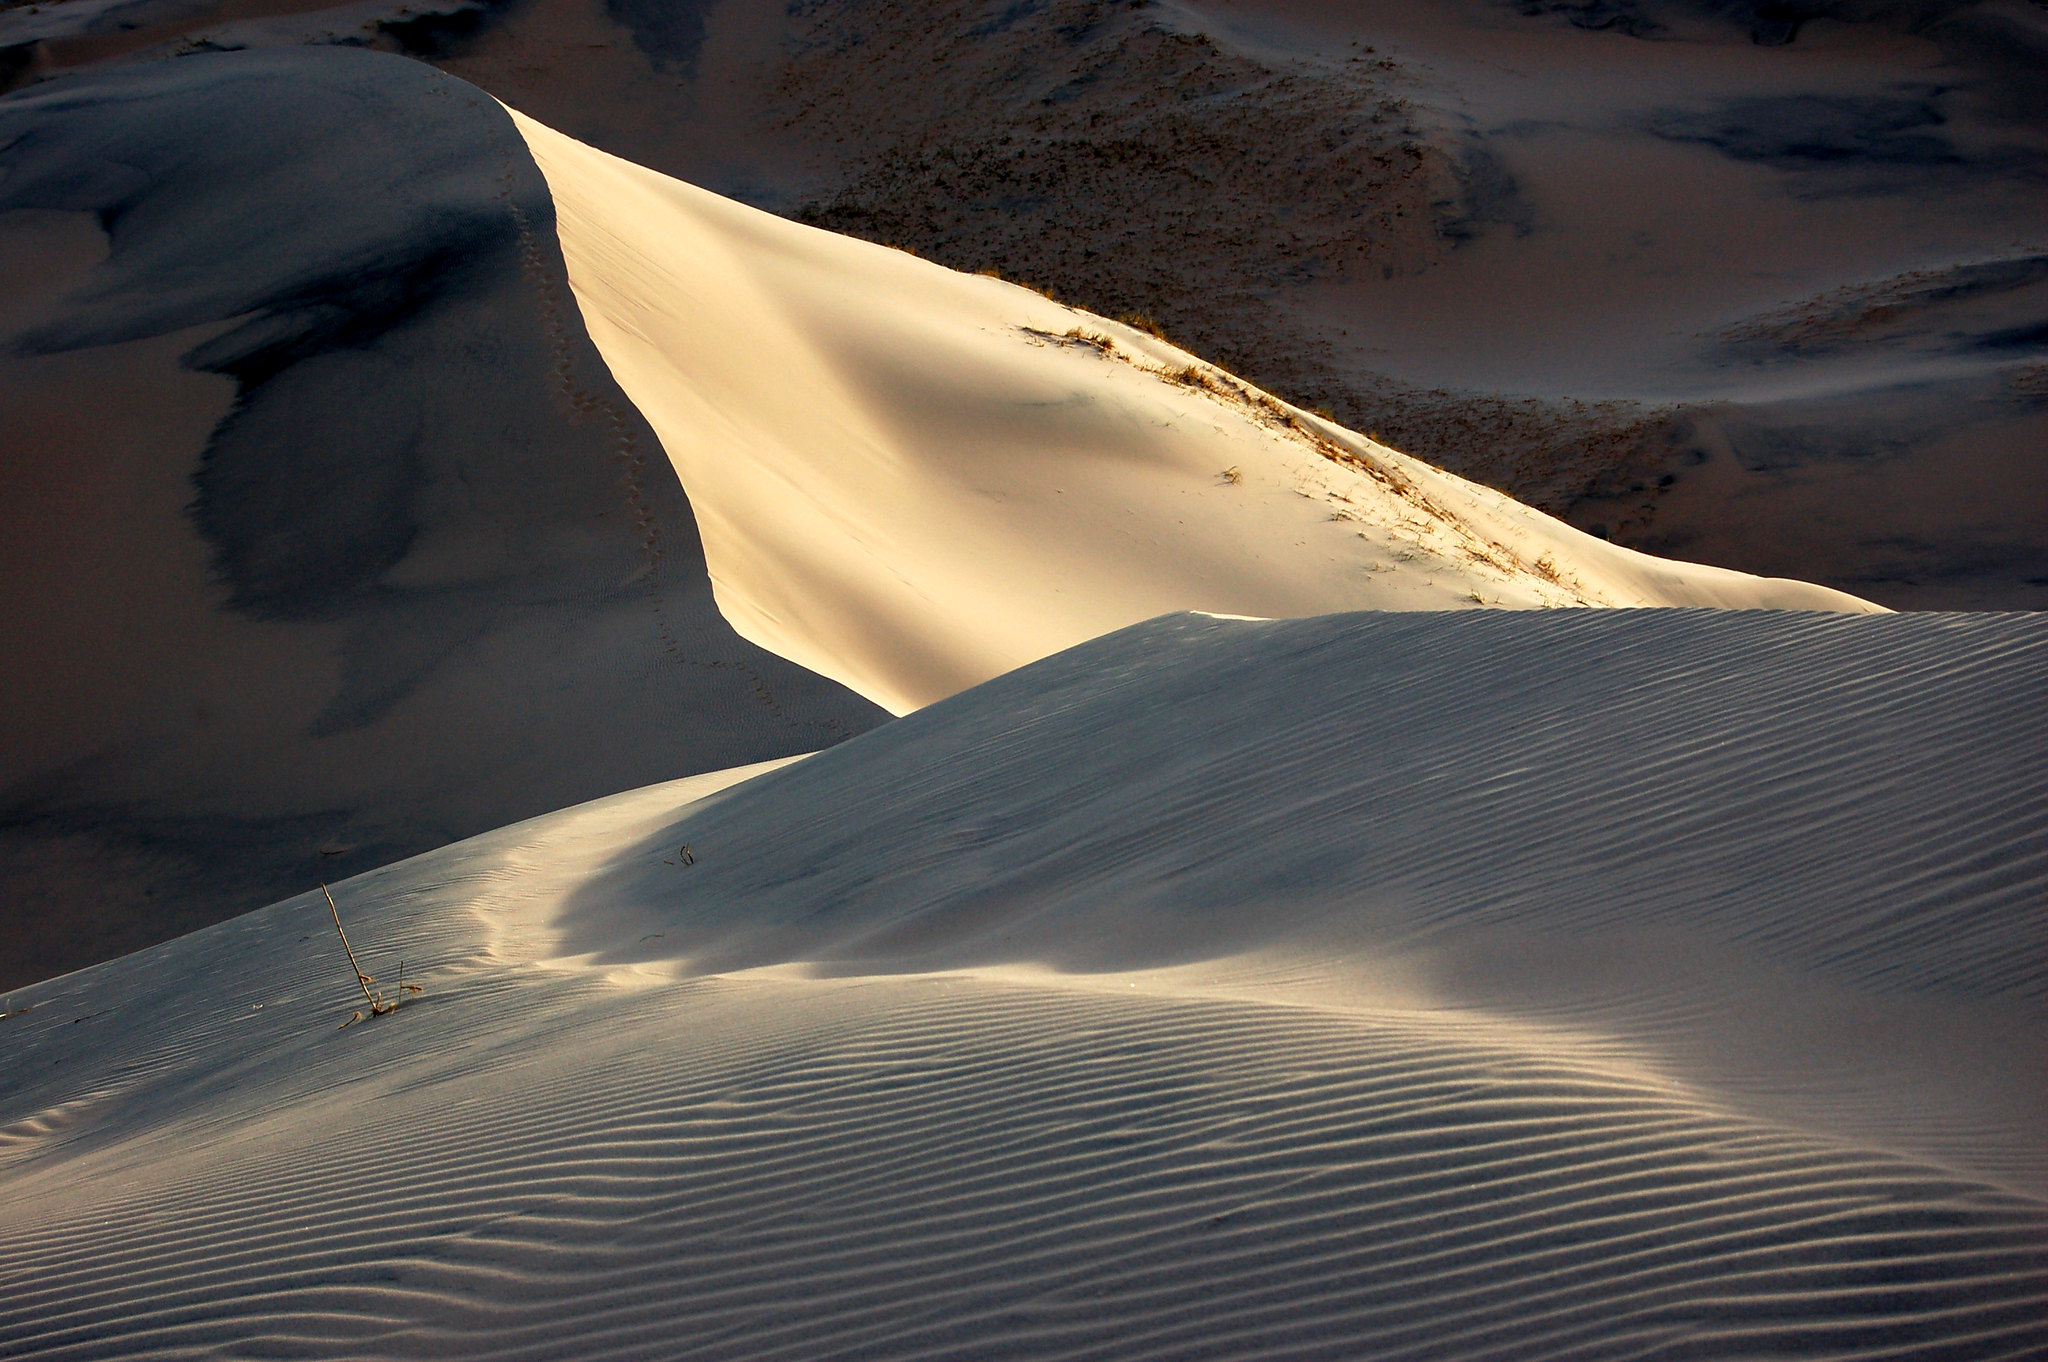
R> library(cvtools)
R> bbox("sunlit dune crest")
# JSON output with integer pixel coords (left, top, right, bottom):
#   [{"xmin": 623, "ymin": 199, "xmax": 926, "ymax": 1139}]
[{"xmin": 508, "ymin": 108, "xmax": 1878, "ymax": 714}]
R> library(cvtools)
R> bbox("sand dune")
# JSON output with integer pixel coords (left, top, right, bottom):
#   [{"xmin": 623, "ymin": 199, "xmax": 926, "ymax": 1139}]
[
  {"xmin": 0, "ymin": 45, "xmax": 1883, "ymax": 986},
  {"xmin": 0, "ymin": 25, "xmax": 2035, "ymax": 1362},
  {"xmin": 3, "ymin": 608, "xmax": 2041, "ymax": 1359},
  {"xmin": 510, "ymin": 107, "xmax": 1879, "ymax": 714},
  {"xmin": 0, "ymin": 50, "xmax": 886, "ymax": 990},
  {"xmin": 402, "ymin": 0, "xmax": 2048, "ymax": 608}
]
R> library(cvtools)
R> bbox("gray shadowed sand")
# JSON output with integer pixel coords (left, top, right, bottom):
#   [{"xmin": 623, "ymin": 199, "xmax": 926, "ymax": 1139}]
[
  {"xmin": 0, "ymin": 47, "xmax": 888, "ymax": 991},
  {"xmin": 0, "ymin": 609, "xmax": 2041, "ymax": 1359}
]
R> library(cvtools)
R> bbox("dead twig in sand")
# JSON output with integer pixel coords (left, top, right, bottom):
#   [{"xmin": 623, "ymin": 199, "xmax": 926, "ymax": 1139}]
[{"xmin": 324, "ymin": 882, "xmax": 421, "ymax": 1029}]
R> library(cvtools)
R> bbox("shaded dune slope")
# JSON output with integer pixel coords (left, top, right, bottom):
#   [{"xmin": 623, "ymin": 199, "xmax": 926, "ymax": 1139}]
[
  {"xmin": 0, "ymin": 48, "xmax": 887, "ymax": 990},
  {"xmin": 562, "ymin": 608, "xmax": 2048, "ymax": 1192},
  {"xmin": 2, "ymin": 610, "xmax": 2041, "ymax": 1359}
]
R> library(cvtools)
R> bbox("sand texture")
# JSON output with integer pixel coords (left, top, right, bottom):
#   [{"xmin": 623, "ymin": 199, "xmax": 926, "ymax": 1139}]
[{"xmin": 2, "ymin": 608, "xmax": 2042, "ymax": 1359}]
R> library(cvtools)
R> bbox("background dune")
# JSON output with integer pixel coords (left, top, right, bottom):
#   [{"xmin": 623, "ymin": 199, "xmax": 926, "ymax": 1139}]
[
  {"xmin": 0, "ymin": 50, "xmax": 887, "ymax": 991},
  {"xmin": 6, "ymin": 5, "xmax": 2039, "ymax": 596},
  {"xmin": 9, "ymin": 0, "xmax": 2019, "ymax": 606},
  {"xmin": 2, "ymin": 608, "xmax": 2042, "ymax": 1358}
]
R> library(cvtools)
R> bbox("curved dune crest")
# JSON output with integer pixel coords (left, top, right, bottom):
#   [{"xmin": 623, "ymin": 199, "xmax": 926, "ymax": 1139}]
[{"xmin": 506, "ymin": 108, "xmax": 1881, "ymax": 715}]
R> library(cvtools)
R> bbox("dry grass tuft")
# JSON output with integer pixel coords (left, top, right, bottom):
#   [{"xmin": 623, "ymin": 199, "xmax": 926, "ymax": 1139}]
[{"xmin": 324, "ymin": 882, "xmax": 422, "ymax": 1029}]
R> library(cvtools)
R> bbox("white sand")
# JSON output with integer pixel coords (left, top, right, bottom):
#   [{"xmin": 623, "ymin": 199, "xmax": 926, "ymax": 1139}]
[
  {"xmin": 507, "ymin": 108, "xmax": 1879, "ymax": 715},
  {"xmin": 3, "ymin": 608, "xmax": 2042, "ymax": 1359}
]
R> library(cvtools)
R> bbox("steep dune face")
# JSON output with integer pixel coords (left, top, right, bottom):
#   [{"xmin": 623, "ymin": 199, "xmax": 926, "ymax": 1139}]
[
  {"xmin": 2, "ymin": 609, "xmax": 2041, "ymax": 1359},
  {"xmin": 0, "ymin": 49, "xmax": 886, "ymax": 991},
  {"xmin": 512, "ymin": 108, "xmax": 1879, "ymax": 715}
]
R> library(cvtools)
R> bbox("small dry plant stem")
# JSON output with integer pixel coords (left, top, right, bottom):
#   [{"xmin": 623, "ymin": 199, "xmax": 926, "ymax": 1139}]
[
  {"xmin": 324, "ymin": 882, "xmax": 415, "ymax": 1027},
  {"xmin": 324, "ymin": 882, "xmax": 378, "ymax": 1010}
]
